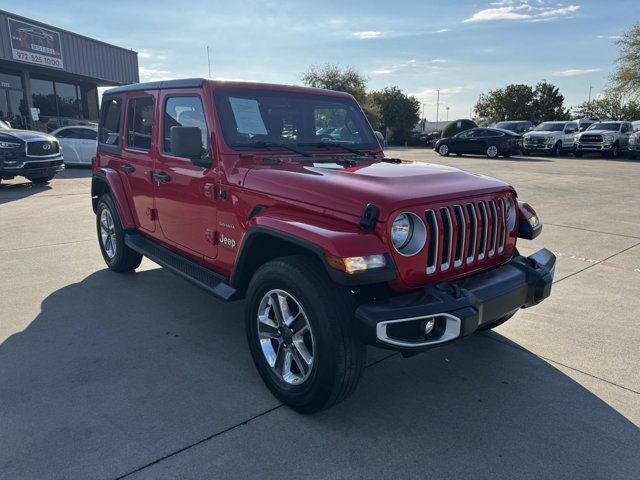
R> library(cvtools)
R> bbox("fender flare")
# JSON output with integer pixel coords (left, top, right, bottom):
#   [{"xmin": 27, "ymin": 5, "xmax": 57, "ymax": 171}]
[
  {"xmin": 91, "ymin": 169, "xmax": 136, "ymax": 229},
  {"xmin": 230, "ymin": 216, "xmax": 396, "ymax": 293}
]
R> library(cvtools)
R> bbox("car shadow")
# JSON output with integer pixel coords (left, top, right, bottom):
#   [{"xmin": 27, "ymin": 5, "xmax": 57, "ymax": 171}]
[
  {"xmin": 0, "ymin": 167, "xmax": 91, "ymax": 205},
  {"xmin": 1, "ymin": 269, "xmax": 638, "ymax": 479}
]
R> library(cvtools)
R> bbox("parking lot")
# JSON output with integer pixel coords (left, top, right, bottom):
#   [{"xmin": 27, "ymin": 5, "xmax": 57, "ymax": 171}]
[{"xmin": 1, "ymin": 149, "xmax": 639, "ymax": 479}]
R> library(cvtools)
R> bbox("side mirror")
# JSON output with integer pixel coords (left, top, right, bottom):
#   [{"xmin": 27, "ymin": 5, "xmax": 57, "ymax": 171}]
[
  {"xmin": 374, "ymin": 131, "xmax": 385, "ymax": 147},
  {"xmin": 170, "ymin": 126, "xmax": 211, "ymax": 167}
]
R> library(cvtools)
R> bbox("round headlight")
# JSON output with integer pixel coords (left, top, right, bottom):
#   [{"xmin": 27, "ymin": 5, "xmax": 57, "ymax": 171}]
[
  {"xmin": 391, "ymin": 212, "xmax": 426, "ymax": 256},
  {"xmin": 506, "ymin": 198, "xmax": 517, "ymax": 231}
]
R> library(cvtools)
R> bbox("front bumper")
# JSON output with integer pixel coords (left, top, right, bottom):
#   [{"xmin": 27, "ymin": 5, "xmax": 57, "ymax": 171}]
[
  {"xmin": 354, "ymin": 248, "xmax": 555, "ymax": 352},
  {"xmin": 0, "ymin": 157, "xmax": 64, "ymax": 179}
]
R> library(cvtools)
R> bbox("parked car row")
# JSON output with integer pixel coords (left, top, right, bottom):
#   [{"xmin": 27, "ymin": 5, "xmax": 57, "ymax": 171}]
[{"xmin": 435, "ymin": 120, "xmax": 640, "ymax": 160}]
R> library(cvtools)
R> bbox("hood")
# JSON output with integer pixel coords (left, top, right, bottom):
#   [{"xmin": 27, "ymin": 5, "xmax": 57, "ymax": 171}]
[
  {"xmin": 0, "ymin": 128, "xmax": 55, "ymax": 142},
  {"xmin": 580, "ymin": 130, "xmax": 616, "ymax": 136},
  {"xmin": 242, "ymin": 159, "xmax": 512, "ymax": 221},
  {"xmin": 525, "ymin": 131, "xmax": 558, "ymax": 137}
]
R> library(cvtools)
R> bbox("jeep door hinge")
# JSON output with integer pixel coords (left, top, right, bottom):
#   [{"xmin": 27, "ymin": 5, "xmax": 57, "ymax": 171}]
[
  {"xmin": 146, "ymin": 208, "xmax": 158, "ymax": 220},
  {"xmin": 203, "ymin": 183, "xmax": 217, "ymax": 200}
]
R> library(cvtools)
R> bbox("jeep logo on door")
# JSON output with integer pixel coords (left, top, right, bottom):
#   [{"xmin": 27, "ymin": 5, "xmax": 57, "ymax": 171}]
[
  {"xmin": 8, "ymin": 18, "xmax": 64, "ymax": 69},
  {"xmin": 219, "ymin": 233, "xmax": 236, "ymax": 249}
]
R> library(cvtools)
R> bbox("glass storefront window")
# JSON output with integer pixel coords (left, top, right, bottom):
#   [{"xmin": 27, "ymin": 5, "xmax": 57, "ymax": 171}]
[
  {"xmin": 0, "ymin": 73, "xmax": 22, "ymax": 89},
  {"xmin": 56, "ymin": 82, "xmax": 81, "ymax": 118},
  {"xmin": 30, "ymin": 78, "xmax": 57, "ymax": 117}
]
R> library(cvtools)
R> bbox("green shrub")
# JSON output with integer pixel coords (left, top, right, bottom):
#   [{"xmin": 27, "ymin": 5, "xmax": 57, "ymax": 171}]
[{"xmin": 441, "ymin": 119, "xmax": 477, "ymax": 138}]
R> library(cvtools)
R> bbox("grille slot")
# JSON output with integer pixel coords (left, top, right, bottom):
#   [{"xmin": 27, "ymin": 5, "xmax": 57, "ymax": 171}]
[
  {"xmin": 424, "ymin": 210, "xmax": 438, "ymax": 274},
  {"xmin": 440, "ymin": 207, "xmax": 453, "ymax": 271},
  {"xmin": 453, "ymin": 205, "xmax": 465, "ymax": 268},
  {"xmin": 423, "ymin": 195, "xmax": 511, "ymax": 275}
]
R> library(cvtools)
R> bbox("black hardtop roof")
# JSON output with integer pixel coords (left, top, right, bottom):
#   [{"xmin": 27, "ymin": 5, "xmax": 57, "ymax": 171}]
[{"xmin": 104, "ymin": 78, "xmax": 206, "ymax": 95}]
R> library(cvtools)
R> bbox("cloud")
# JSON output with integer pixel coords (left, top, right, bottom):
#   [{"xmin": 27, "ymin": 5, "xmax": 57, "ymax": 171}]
[
  {"xmin": 352, "ymin": 31, "xmax": 382, "ymax": 39},
  {"xmin": 431, "ymin": 58, "xmax": 447, "ymax": 64},
  {"xmin": 463, "ymin": 1, "xmax": 580, "ymax": 23},
  {"xmin": 371, "ymin": 59, "xmax": 418, "ymax": 75},
  {"xmin": 139, "ymin": 66, "xmax": 174, "ymax": 82},
  {"xmin": 597, "ymin": 34, "xmax": 621, "ymax": 40},
  {"xmin": 410, "ymin": 86, "xmax": 472, "ymax": 102},
  {"xmin": 552, "ymin": 68, "xmax": 601, "ymax": 77}
]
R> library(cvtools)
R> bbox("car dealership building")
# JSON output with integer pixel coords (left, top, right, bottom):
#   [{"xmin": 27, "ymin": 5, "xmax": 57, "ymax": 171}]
[{"xmin": 0, "ymin": 9, "xmax": 138, "ymax": 132}]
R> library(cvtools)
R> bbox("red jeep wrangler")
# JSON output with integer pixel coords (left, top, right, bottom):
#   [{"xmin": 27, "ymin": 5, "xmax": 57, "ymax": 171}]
[{"xmin": 92, "ymin": 79, "xmax": 555, "ymax": 412}]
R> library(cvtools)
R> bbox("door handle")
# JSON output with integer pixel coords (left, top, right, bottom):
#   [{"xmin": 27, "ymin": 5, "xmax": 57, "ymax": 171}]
[
  {"xmin": 122, "ymin": 164, "xmax": 135, "ymax": 173},
  {"xmin": 153, "ymin": 172, "xmax": 171, "ymax": 183}
]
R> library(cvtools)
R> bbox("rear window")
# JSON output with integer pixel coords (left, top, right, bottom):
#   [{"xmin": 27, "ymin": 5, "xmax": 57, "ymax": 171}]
[{"xmin": 99, "ymin": 98, "xmax": 122, "ymax": 146}]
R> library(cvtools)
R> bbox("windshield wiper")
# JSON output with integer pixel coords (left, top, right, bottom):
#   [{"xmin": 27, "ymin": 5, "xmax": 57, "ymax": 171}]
[
  {"xmin": 231, "ymin": 141, "xmax": 312, "ymax": 157},
  {"xmin": 297, "ymin": 141, "xmax": 366, "ymax": 156}
]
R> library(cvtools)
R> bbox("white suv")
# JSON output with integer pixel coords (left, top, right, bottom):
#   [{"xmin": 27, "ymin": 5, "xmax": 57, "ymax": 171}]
[
  {"xmin": 522, "ymin": 121, "xmax": 579, "ymax": 156},
  {"xmin": 574, "ymin": 121, "xmax": 634, "ymax": 158}
]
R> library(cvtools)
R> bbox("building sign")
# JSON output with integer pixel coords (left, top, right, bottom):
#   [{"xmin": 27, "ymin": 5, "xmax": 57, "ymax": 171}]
[{"xmin": 8, "ymin": 18, "xmax": 64, "ymax": 69}]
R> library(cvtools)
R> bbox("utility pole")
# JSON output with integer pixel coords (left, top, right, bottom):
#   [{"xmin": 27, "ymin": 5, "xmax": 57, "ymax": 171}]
[
  {"xmin": 446, "ymin": 106, "xmax": 450, "ymax": 122},
  {"xmin": 588, "ymin": 85, "xmax": 593, "ymax": 103},
  {"xmin": 421, "ymin": 103, "xmax": 426, "ymax": 131},
  {"xmin": 206, "ymin": 45, "xmax": 212, "ymax": 78},
  {"xmin": 435, "ymin": 89, "xmax": 440, "ymax": 130}
]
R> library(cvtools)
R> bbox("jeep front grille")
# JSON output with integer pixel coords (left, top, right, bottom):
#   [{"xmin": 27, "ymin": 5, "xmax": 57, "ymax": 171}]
[{"xmin": 424, "ymin": 197, "xmax": 509, "ymax": 276}]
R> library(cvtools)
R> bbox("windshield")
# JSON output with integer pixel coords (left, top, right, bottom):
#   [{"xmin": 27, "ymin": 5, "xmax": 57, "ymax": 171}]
[
  {"xmin": 534, "ymin": 122, "xmax": 565, "ymax": 132},
  {"xmin": 587, "ymin": 123, "xmax": 620, "ymax": 131},
  {"xmin": 213, "ymin": 87, "xmax": 378, "ymax": 153}
]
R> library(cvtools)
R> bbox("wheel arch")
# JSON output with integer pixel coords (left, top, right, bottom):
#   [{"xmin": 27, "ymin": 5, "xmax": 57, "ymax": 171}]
[
  {"xmin": 91, "ymin": 170, "xmax": 136, "ymax": 229},
  {"xmin": 230, "ymin": 224, "xmax": 396, "ymax": 298}
]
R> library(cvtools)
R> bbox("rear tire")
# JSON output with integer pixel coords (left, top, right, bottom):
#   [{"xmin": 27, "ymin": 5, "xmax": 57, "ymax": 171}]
[
  {"xmin": 26, "ymin": 173, "xmax": 55, "ymax": 184},
  {"xmin": 96, "ymin": 194, "xmax": 142, "ymax": 272},
  {"xmin": 245, "ymin": 255, "xmax": 366, "ymax": 413}
]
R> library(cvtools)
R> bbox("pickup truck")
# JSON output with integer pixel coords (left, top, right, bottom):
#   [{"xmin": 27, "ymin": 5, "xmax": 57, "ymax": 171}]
[
  {"xmin": 574, "ymin": 121, "xmax": 634, "ymax": 158},
  {"xmin": 522, "ymin": 121, "xmax": 579, "ymax": 156}
]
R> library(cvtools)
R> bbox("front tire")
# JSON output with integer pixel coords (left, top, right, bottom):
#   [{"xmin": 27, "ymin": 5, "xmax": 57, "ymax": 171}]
[
  {"xmin": 96, "ymin": 194, "xmax": 142, "ymax": 272},
  {"xmin": 486, "ymin": 145, "xmax": 499, "ymax": 158},
  {"xmin": 552, "ymin": 141, "xmax": 562, "ymax": 157},
  {"xmin": 608, "ymin": 143, "xmax": 620, "ymax": 159},
  {"xmin": 438, "ymin": 144, "xmax": 450, "ymax": 156},
  {"xmin": 573, "ymin": 150, "xmax": 583, "ymax": 158},
  {"xmin": 26, "ymin": 173, "xmax": 56, "ymax": 184},
  {"xmin": 245, "ymin": 255, "xmax": 365, "ymax": 413}
]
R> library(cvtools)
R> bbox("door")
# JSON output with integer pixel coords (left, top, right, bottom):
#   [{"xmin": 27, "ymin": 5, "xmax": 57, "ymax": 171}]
[
  {"xmin": 620, "ymin": 123, "xmax": 632, "ymax": 149},
  {"xmin": 563, "ymin": 123, "xmax": 578, "ymax": 148},
  {"xmin": 120, "ymin": 93, "xmax": 157, "ymax": 232},
  {"xmin": 154, "ymin": 91, "xmax": 218, "ymax": 258},
  {"xmin": 449, "ymin": 129, "xmax": 475, "ymax": 153},
  {"xmin": 56, "ymin": 128, "xmax": 82, "ymax": 163},
  {"xmin": 79, "ymin": 128, "xmax": 98, "ymax": 163}
]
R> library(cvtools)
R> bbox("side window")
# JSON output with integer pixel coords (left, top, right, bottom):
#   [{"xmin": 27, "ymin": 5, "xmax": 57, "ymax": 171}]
[
  {"xmin": 458, "ymin": 130, "xmax": 475, "ymax": 138},
  {"xmin": 99, "ymin": 98, "xmax": 122, "ymax": 146},
  {"xmin": 565, "ymin": 123, "xmax": 577, "ymax": 134},
  {"xmin": 126, "ymin": 96, "xmax": 155, "ymax": 151},
  {"xmin": 163, "ymin": 96, "xmax": 209, "ymax": 153},
  {"xmin": 81, "ymin": 129, "xmax": 98, "ymax": 140}
]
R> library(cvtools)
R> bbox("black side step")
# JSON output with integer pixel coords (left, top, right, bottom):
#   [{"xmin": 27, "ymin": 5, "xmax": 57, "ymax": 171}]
[{"xmin": 125, "ymin": 233, "xmax": 236, "ymax": 301}]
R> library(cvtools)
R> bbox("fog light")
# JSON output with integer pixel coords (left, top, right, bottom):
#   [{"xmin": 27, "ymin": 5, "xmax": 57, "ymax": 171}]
[{"xmin": 423, "ymin": 318, "xmax": 435, "ymax": 335}]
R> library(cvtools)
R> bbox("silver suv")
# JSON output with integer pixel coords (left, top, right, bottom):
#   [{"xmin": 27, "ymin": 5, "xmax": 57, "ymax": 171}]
[
  {"xmin": 522, "ymin": 121, "xmax": 578, "ymax": 156},
  {"xmin": 574, "ymin": 121, "xmax": 634, "ymax": 158}
]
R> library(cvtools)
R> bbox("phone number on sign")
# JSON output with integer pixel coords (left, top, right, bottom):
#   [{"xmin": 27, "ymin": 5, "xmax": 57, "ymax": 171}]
[{"xmin": 14, "ymin": 50, "xmax": 63, "ymax": 68}]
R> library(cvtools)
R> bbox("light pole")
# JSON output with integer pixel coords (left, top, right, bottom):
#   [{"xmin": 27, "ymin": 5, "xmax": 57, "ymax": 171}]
[
  {"xmin": 446, "ymin": 106, "xmax": 450, "ymax": 122},
  {"xmin": 588, "ymin": 85, "xmax": 593, "ymax": 103},
  {"xmin": 422, "ymin": 103, "xmax": 426, "ymax": 131},
  {"xmin": 435, "ymin": 89, "xmax": 440, "ymax": 130}
]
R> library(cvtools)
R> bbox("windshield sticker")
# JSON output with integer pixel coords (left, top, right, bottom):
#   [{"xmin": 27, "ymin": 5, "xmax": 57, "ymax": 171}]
[{"xmin": 229, "ymin": 97, "xmax": 268, "ymax": 135}]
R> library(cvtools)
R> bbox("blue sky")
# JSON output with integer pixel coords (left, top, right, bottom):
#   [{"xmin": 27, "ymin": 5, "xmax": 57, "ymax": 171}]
[{"xmin": 5, "ymin": 0, "xmax": 637, "ymax": 120}]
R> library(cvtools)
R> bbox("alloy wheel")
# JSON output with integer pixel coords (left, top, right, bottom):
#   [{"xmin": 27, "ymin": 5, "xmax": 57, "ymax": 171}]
[
  {"xmin": 100, "ymin": 208, "xmax": 117, "ymax": 259},
  {"xmin": 257, "ymin": 289, "xmax": 315, "ymax": 385},
  {"xmin": 438, "ymin": 144, "xmax": 449, "ymax": 155},
  {"xmin": 487, "ymin": 145, "xmax": 498, "ymax": 158}
]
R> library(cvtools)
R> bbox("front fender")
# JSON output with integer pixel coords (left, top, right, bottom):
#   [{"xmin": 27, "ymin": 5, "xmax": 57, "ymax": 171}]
[{"xmin": 231, "ymin": 209, "xmax": 396, "ymax": 291}]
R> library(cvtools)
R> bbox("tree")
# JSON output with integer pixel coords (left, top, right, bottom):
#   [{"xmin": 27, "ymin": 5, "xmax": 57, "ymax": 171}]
[
  {"xmin": 531, "ymin": 81, "xmax": 570, "ymax": 123},
  {"xmin": 474, "ymin": 82, "xmax": 568, "ymax": 124},
  {"xmin": 300, "ymin": 64, "xmax": 367, "ymax": 103},
  {"xmin": 369, "ymin": 87, "xmax": 420, "ymax": 145},
  {"xmin": 574, "ymin": 92, "xmax": 640, "ymax": 120},
  {"xmin": 611, "ymin": 23, "xmax": 640, "ymax": 100}
]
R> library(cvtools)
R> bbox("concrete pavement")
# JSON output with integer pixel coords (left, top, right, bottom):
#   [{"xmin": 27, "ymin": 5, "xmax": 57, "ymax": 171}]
[{"xmin": 1, "ymin": 151, "xmax": 639, "ymax": 479}]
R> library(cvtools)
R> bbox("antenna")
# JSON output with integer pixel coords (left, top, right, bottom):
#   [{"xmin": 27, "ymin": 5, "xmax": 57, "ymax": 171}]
[{"xmin": 206, "ymin": 45, "xmax": 212, "ymax": 78}]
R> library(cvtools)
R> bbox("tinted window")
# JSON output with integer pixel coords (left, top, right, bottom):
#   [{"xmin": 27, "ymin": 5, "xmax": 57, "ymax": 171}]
[
  {"xmin": 99, "ymin": 98, "xmax": 122, "ymax": 145},
  {"xmin": 56, "ymin": 128, "xmax": 83, "ymax": 139},
  {"xmin": 80, "ymin": 129, "xmax": 98, "ymax": 140},
  {"xmin": 564, "ymin": 123, "xmax": 578, "ymax": 133},
  {"xmin": 163, "ymin": 96, "xmax": 208, "ymax": 153},
  {"xmin": 126, "ymin": 96, "xmax": 155, "ymax": 151}
]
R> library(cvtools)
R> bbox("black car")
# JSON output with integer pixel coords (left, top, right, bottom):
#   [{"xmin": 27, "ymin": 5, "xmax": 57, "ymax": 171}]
[
  {"xmin": 435, "ymin": 128, "xmax": 521, "ymax": 158},
  {"xmin": 0, "ymin": 122, "xmax": 64, "ymax": 184}
]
